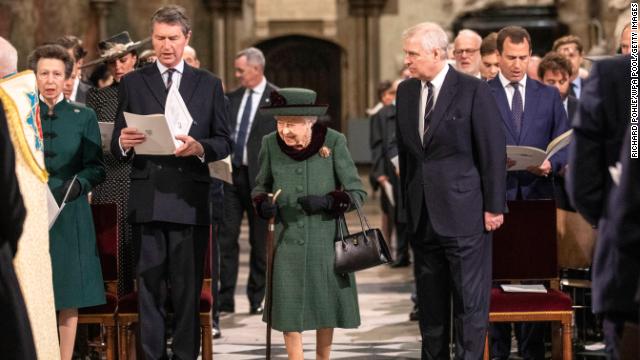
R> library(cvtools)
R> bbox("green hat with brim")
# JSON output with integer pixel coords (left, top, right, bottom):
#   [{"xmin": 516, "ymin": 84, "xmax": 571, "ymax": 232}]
[{"xmin": 259, "ymin": 88, "xmax": 328, "ymax": 116}]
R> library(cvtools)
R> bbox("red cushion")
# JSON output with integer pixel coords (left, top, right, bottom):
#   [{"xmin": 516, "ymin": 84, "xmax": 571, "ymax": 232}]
[
  {"xmin": 91, "ymin": 204, "xmax": 119, "ymax": 281},
  {"xmin": 490, "ymin": 288, "xmax": 572, "ymax": 313},
  {"xmin": 117, "ymin": 290, "xmax": 212, "ymax": 314},
  {"xmin": 79, "ymin": 293, "xmax": 117, "ymax": 314}
]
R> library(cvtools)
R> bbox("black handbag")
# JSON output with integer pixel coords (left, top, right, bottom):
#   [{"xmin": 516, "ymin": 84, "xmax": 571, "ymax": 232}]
[{"xmin": 334, "ymin": 196, "xmax": 393, "ymax": 274}]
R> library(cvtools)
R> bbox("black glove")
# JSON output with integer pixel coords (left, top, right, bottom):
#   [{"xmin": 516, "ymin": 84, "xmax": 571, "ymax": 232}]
[
  {"xmin": 297, "ymin": 195, "xmax": 333, "ymax": 215},
  {"xmin": 253, "ymin": 193, "xmax": 278, "ymax": 220},
  {"xmin": 62, "ymin": 178, "xmax": 82, "ymax": 203}
]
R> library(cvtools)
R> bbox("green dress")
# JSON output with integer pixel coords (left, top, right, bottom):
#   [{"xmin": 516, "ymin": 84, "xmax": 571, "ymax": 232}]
[
  {"xmin": 252, "ymin": 128, "xmax": 367, "ymax": 332},
  {"xmin": 41, "ymin": 98, "xmax": 106, "ymax": 310}
]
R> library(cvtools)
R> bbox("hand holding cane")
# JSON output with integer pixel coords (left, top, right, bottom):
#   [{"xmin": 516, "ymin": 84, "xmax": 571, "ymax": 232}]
[{"xmin": 265, "ymin": 189, "xmax": 281, "ymax": 360}]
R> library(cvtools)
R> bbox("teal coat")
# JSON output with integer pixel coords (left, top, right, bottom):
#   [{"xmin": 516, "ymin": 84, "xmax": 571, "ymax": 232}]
[
  {"xmin": 253, "ymin": 128, "xmax": 366, "ymax": 332},
  {"xmin": 42, "ymin": 99, "xmax": 106, "ymax": 310}
]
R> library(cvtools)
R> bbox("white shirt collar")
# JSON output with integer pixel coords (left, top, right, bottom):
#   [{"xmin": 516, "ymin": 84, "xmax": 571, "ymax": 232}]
[
  {"xmin": 421, "ymin": 63, "xmax": 449, "ymax": 90},
  {"xmin": 156, "ymin": 59, "xmax": 185, "ymax": 75},
  {"xmin": 498, "ymin": 72, "xmax": 527, "ymax": 89},
  {"xmin": 39, "ymin": 93, "xmax": 65, "ymax": 106},
  {"xmin": 249, "ymin": 76, "xmax": 267, "ymax": 96}
]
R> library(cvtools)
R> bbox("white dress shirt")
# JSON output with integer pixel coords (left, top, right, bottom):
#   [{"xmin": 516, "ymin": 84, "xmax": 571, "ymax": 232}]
[
  {"xmin": 419, "ymin": 64, "xmax": 450, "ymax": 142},
  {"xmin": 498, "ymin": 72, "xmax": 527, "ymax": 110},
  {"xmin": 234, "ymin": 76, "xmax": 267, "ymax": 165},
  {"xmin": 157, "ymin": 60, "xmax": 185, "ymax": 90}
]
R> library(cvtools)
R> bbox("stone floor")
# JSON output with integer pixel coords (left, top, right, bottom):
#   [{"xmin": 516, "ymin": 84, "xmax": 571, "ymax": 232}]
[{"xmin": 213, "ymin": 183, "xmax": 424, "ymax": 359}]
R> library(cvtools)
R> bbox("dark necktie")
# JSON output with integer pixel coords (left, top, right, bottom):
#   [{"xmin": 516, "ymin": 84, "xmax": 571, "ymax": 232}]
[
  {"xmin": 233, "ymin": 89, "xmax": 253, "ymax": 167},
  {"xmin": 423, "ymin": 81, "xmax": 434, "ymax": 137},
  {"xmin": 165, "ymin": 68, "xmax": 176, "ymax": 91},
  {"xmin": 569, "ymin": 82, "xmax": 577, "ymax": 98},
  {"xmin": 511, "ymin": 82, "xmax": 523, "ymax": 136}
]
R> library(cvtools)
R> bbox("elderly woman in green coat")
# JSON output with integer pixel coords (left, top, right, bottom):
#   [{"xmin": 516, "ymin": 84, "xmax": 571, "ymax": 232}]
[
  {"xmin": 252, "ymin": 88, "xmax": 366, "ymax": 360},
  {"xmin": 29, "ymin": 44, "xmax": 106, "ymax": 360}
]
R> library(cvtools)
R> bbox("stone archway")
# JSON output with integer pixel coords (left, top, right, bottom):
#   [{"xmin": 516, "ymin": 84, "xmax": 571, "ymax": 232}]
[{"xmin": 255, "ymin": 35, "xmax": 343, "ymax": 131}]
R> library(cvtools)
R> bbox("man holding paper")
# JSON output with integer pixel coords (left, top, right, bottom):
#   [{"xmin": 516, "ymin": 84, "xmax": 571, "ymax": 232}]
[
  {"xmin": 488, "ymin": 26, "xmax": 570, "ymax": 201},
  {"xmin": 110, "ymin": 5, "xmax": 231, "ymax": 359},
  {"xmin": 487, "ymin": 26, "xmax": 570, "ymax": 359}
]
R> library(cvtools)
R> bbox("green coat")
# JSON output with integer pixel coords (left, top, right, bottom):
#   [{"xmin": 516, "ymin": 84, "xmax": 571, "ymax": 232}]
[
  {"xmin": 253, "ymin": 128, "xmax": 366, "ymax": 332},
  {"xmin": 42, "ymin": 99, "xmax": 106, "ymax": 310}
]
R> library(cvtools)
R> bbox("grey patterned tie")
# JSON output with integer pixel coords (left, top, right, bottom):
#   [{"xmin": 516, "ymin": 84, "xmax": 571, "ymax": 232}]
[
  {"xmin": 165, "ymin": 68, "xmax": 176, "ymax": 92},
  {"xmin": 511, "ymin": 82, "xmax": 523, "ymax": 136}
]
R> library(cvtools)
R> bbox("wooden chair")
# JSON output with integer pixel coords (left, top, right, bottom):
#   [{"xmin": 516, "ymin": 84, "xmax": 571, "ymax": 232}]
[
  {"xmin": 117, "ymin": 229, "xmax": 213, "ymax": 360},
  {"xmin": 78, "ymin": 203, "xmax": 119, "ymax": 360},
  {"xmin": 483, "ymin": 200, "xmax": 573, "ymax": 360}
]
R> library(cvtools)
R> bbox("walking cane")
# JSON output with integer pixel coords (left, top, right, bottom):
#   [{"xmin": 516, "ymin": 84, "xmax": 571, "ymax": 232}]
[{"xmin": 265, "ymin": 189, "xmax": 282, "ymax": 360}]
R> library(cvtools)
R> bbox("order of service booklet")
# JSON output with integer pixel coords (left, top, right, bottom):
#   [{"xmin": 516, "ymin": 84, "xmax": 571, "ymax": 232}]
[{"xmin": 506, "ymin": 129, "xmax": 573, "ymax": 171}]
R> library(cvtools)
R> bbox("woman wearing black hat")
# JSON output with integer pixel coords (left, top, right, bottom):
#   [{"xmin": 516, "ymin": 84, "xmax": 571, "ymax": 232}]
[
  {"xmin": 85, "ymin": 31, "xmax": 145, "ymax": 296},
  {"xmin": 252, "ymin": 88, "xmax": 366, "ymax": 360}
]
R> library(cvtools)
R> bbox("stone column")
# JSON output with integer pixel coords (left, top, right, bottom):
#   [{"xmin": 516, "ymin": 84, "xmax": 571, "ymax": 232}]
[
  {"xmin": 90, "ymin": 0, "xmax": 115, "ymax": 42},
  {"xmin": 348, "ymin": 0, "xmax": 388, "ymax": 111},
  {"xmin": 206, "ymin": 0, "xmax": 242, "ymax": 84}
]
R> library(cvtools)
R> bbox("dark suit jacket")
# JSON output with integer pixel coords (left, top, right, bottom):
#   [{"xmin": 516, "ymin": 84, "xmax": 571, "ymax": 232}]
[
  {"xmin": 568, "ymin": 55, "xmax": 631, "ymax": 226},
  {"xmin": 226, "ymin": 82, "xmax": 277, "ymax": 188},
  {"xmin": 396, "ymin": 67, "xmax": 506, "ymax": 236},
  {"xmin": 111, "ymin": 63, "xmax": 232, "ymax": 226},
  {"xmin": 0, "ymin": 106, "xmax": 25, "ymax": 255},
  {"xmin": 370, "ymin": 104, "xmax": 397, "ymax": 183},
  {"xmin": 597, "ymin": 126, "xmax": 639, "ymax": 315},
  {"xmin": 488, "ymin": 76, "xmax": 570, "ymax": 200},
  {"xmin": 74, "ymin": 80, "xmax": 92, "ymax": 104}
]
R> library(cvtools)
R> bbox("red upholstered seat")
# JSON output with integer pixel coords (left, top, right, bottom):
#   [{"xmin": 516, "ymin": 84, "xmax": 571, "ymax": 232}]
[{"xmin": 490, "ymin": 288, "xmax": 572, "ymax": 313}]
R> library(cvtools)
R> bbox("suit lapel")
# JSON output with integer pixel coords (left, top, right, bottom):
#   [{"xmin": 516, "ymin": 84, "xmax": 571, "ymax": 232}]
[
  {"xmin": 404, "ymin": 79, "xmax": 423, "ymax": 155},
  {"xmin": 521, "ymin": 78, "xmax": 540, "ymax": 144},
  {"xmin": 422, "ymin": 68, "xmax": 457, "ymax": 149},
  {"xmin": 249, "ymin": 84, "xmax": 273, "ymax": 134},
  {"xmin": 142, "ymin": 65, "xmax": 168, "ymax": 109},
  {"xmin": 489, "ymin": 78, "xmax": 518, "ymax": 142},
  {"xmin": 179, "ymin": 64, "xmax": 199, "ymax": 107}
]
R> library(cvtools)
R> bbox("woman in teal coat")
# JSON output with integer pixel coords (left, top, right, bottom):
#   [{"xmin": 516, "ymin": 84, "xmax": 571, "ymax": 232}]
[
  {"xmin": 29, "ymin": 44, "xmax": 106, "ymax": 360},
  {"xmin": 252, "ymin": 88, "xmax": 366, "ymax": 360}
]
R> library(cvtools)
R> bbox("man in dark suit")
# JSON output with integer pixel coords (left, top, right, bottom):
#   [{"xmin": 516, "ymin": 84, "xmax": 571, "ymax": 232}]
[
  {"xmin": 218, "ymin": 47, "xmax": 277, "ymax": 315},
  {"xmin": 111, "ymin": 5, "xmax": 231, "ymax": 359},
  {"xmin": 55, "ymin": 35, "xmax": 92, "ymax": 104},
  {"xmin": 488, "ymin": 26, "xmax": 570, "ymax": 360},
  {"xmin": 370, "ymin": 94, "xmax": 411, "ymax": 267},
  {"xmin": 396, "ymin": 22, "xmax": 506, "ymax": 359},
  {"xmin": 568, "ymin": 55, "xmax": 633, "ymax": 359},
  {"xmin": 538, "ymin": 52, "xmax": 578, "ymax": 211}
]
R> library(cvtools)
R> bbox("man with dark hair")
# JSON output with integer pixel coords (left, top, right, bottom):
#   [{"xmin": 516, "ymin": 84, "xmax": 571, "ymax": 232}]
[
  {"xmin": 218, "ymin": 46, "xmax": 277, "ymax": 315},
  {"xmin": 480, "ymin": 32, "xmax": 499, "ymax": 80},
  {"xmin": 55, "ymin": 35, "xmax": 92, "ymax": 103},
  {"xmin": 488, "ymin": 26, "xmax": 570, "ymax": 360},
  {"xmin": 111, "ymin": 5, "xmax": 231, "ymax": 358},
  {"xmin": 397, "ymin": 22, "xmax": 505, "ymax": 359},
  {"xmin": 553, "ymin": 35, "xmax": 585, "ymax": 99}
]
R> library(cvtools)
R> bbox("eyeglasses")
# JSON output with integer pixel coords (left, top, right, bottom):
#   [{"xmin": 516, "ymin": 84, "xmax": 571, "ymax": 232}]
[{"xmin": 453, "ymin": 48, "xmax": 479, "ymax": 56}]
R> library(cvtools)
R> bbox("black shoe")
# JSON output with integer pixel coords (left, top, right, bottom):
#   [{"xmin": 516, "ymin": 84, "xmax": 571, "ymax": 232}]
[
  {"xmin": 390, "ymin": 258, "xmax": 411, "ymax": 268},
  {"xmin": 212, "ymin": 326, "xmax": 221, "ymax": 339},
  {"xmin": 409, "ymin": 306, "xmax": 419, "ymax": 321},
  {"xmin": 250, "ymin": 305, "xmax": 264, "ymax": 315}
]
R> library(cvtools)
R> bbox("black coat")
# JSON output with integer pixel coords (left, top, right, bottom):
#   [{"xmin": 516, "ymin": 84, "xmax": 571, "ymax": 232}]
[
  {"xmin": 568, "ymin": 55, "xmax": 631, "ymax": 226},
  {"xmin": 395, "ymin": 67, "xmax": 506, "ymax": 236},
  {"xmin": 111, "ymin": 63, "xmax": 232, "ymax": 225},
  {"xmin": 568, "ymin": 55, "xmax": 634, "ymax": 314},
  {"xmin": 226, "ymin": 82, "xmax": 277, "ymax": 188}
]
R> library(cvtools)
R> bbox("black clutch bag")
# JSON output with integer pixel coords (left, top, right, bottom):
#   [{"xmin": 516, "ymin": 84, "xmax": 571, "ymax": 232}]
[{"xmin": 334, "ymin": 196, "xmax": 393, "ymax": 274}]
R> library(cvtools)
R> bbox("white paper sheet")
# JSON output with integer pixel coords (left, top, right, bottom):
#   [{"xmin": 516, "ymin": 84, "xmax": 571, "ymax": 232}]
[
  {"xmin": 500, "ymin": 284, "xmax": 547, "ymax": 293},
  {"xmin": 98, "ymin": 122, "xmax": 113, "ymax": 153},
  {"xmin": 48, "ymin": 175, "xmax": 77, "ymax": 230},
  {"xmin": 124, "ymin": 112, "xmax": 177, "ymax": 155},
  {"xmin": 208, "ymin": 156, "xmax": 233, "ymax": 184},
  {"xmin": 165, "ymin": 85, "xmax": 193, "ymax": 140}
]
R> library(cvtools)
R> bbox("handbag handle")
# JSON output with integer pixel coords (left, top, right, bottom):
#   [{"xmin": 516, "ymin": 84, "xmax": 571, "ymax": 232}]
[{"xmin": 336, "ymin": 192, "xmax": 371, "ymax": 245}]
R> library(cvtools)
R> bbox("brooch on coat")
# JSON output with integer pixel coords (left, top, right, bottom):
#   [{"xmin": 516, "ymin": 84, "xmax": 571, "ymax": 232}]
[{"xmin": 319, "ymin": 146, "xmax": 331, "ymax": 158}]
